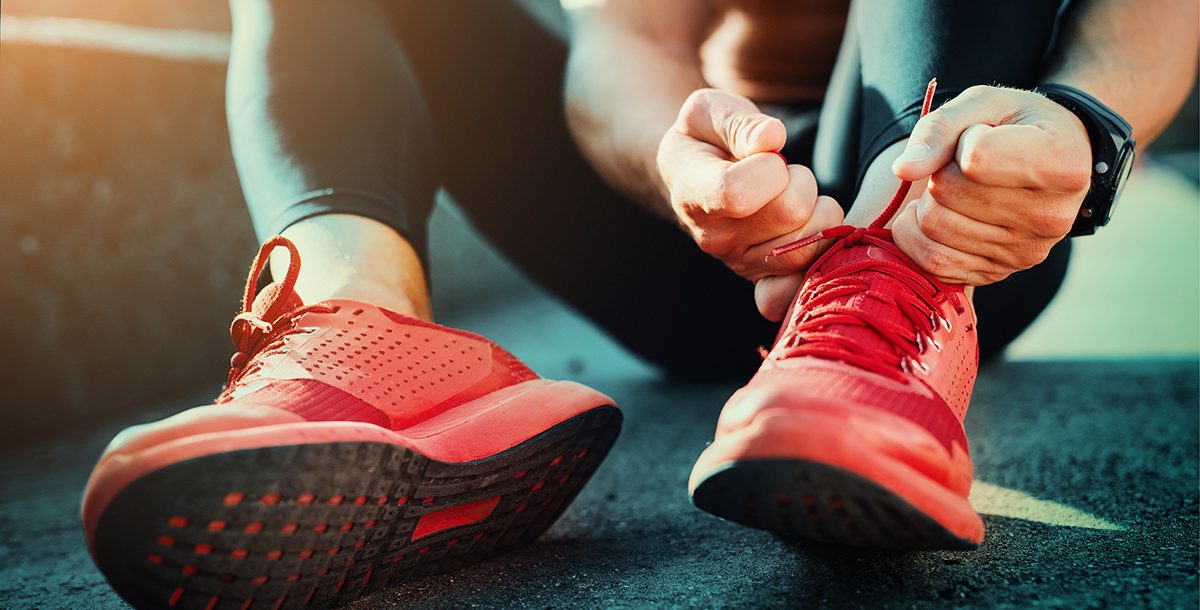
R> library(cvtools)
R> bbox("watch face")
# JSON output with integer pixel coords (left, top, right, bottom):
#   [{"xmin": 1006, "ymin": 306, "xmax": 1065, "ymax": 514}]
[{"xmin": 1106, "ymin": 146, "xmax": 1136, "ymax": 225}]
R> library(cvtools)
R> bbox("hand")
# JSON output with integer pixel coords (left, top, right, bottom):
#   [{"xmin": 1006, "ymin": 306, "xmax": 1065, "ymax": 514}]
[
  {"xmin": 890, "ymin": 85, "xmax": 1092, "ymax": 285},
  {"xmin": 657, "ymin": 88, "xmax": 844, "ymax": 320}
]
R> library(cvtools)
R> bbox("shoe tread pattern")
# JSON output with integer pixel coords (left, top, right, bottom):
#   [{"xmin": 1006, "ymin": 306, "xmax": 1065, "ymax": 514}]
[
  {"xmin": 691, "ymin": 459, "xmax": 976, "ymax": 551},
  {"xmin": 94, "ymin": 407, "xmax": 621, "ymax": 609}
]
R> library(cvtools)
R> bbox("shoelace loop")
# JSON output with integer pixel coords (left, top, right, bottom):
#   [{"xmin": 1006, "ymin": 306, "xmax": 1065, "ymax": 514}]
[
  {"xmin": 764, "ymin": 79, "xmax": 959, "ymax": 380},
  {"xmin": 224, "ymin": 237, "xmax": 335, "ymax": 391}
]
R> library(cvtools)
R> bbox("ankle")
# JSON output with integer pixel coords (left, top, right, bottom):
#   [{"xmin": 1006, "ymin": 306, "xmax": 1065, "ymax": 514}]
[
  {"xmin": 272, "ymin": 214, "xmax": 434, "ymax": 322},
  {"xmin": 296, "ymin": 274, "xmax": 432, "ymax": 321},
  {"xmin": 846, "ymin": 138, "xmax": 928, "ymax": 227}
]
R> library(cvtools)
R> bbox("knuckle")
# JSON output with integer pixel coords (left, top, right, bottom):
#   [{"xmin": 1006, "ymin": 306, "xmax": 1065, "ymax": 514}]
[
  {"xmin": 1059, "ymin": 161, "xmax": 1093, "ymax": 193},
  {"xmin": 958, "ymin": 143, "xmax": 991, "ymax": 181},
  {"xmin": 1018, "ymin": 244, "xmax": 1051, "ymax": 268},
  {"xmin": 813, "ymin": 195, "xmax": 845, "ymax": 225},
  {"xmin": 694, "ymin": 229, "xmax": 733, "ymax": 256},
  {"xmin": 961, "ymin": 84, "xmax": 994, "ymax": 100},
  {"xmin": 1027, "ymin": 207, "xmax": 1075, "ymax": 238},
  {"xmin": 715, "ymin": 171, "xmax": 753, "ymax": 217},
  {"xmin": 927, "ymin": 170, "xmax": 962, "ymax": 202},
  {"xmin": 790, "ymin": 163, "xmax": 817, "ymax": 188},
  {"xmin": 985, "ymin": 268, "xmax": 1010, "ymax": 284},
  {"xmin": 922, "ymin": 246, "xmax": 955, "ymax": 275},
  {"xmin": 916, "ymin": 205, "xmax": 945, "ymax": 240},
  {"xmin": 790, "ymin": 165, "xmax": 819, "ymax": 201},
  {"xmin": 920, "ymin": 113, "xmax": 956, "ymax": 139},
  {"xmin": 678, "ymin": 89, "xmax": 717, "ymax": 127}
]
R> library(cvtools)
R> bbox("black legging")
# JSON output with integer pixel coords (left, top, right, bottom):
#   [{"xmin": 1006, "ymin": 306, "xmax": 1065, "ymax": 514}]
[{"xmin": 227, "ymin": 0, "xmax": 1072, "ymax": 379}]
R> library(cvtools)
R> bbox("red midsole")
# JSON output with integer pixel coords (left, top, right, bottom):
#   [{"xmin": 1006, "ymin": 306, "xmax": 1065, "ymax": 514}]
[
  {"xmin": 690, "ymin": 402, "xmax": 983, "ymax": 543},
  {"xmin": 83, "ymin": 379, "xmax": 613, "ymax": 554}
]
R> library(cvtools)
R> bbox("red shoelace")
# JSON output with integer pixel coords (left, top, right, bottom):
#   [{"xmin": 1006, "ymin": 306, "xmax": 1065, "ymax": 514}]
[
  {"xmin": 222, "ymin": 236, "xmax": 335, "ymax": 393},
  {"xmin": 764, "ymin": 79, "xmax": 963, "ymax": 381}
]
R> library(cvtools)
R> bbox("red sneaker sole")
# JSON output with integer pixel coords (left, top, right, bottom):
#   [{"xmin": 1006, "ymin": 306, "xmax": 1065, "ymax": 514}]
[
  {"xmin": 690, "ymin": 459, "xmax": 977, "ymax": 550},
  {"xmin": 689, "ymin": 403, "xmax": 982, "ymax": 549},
  {"xmin": 90, "ymin": 406, "xmax": 620, "ymax": 610}
]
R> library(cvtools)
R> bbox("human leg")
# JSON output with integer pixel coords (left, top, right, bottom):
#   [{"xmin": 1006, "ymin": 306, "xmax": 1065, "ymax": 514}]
[
  {"xmin": 378, "ymin": 1, "xmax": 782, "ymax": 379},
  {"xmin": 226, "ymin": 0, "xmax": 437, "ymax": 319},
  {"xmin": 82, "ymin": 3, "xmax": 624, "ymax": 605}
]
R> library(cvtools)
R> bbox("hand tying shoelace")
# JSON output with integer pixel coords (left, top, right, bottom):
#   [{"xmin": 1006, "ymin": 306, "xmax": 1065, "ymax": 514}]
[{"xmin": 761, "ymin": 79, "xmax": 966, "ymax": 381}]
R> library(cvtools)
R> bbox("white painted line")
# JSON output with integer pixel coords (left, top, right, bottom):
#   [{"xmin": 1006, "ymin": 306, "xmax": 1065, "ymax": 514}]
[
  {"xmin": 1, "ymin": 14, "xmax": 230, "ymax": 62},
  {"xmin": 971, "ymin": 481, "xmax": 1124, "ymax": 531}
]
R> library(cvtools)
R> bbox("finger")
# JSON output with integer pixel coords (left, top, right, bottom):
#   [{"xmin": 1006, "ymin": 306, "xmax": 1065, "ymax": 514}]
[
  {"xmin": 707, "ymin": 152, "xmax": 791, "ymax": 218},
  {"xmin": 962, "ymin": 122, "xmax": 1091, "ymax": 193},
  {"xmin": 914, "ymin": 192, "xmax": 1011, "ymax": 249},
  {"xmin": 892, "ymin": 200, "xmax": 1013, "ymax": 285},
  {"xmin": 656, "ymin": 131, "xmax": 731, "ymax": 211},
  {"xmin": 676, "ymin": 88, "xmax": 787, "ymax": 159},
  {"xmin": 659, "ymin": 131, "xmax": 790, "ymax": 218},
  {"xmin": 754, "ymin": 273, "xmax": 806, "ymax": 322},
  {"xmin": 927, "ymin": 163, "xmax": 1069, "ymax": 239},
  {"xmin": 911, "ymin": 193, "xmax": 1030, "ymax": 269},
  {"xmin": 955, "ymin": 123, "xmax": 1073, "ymax": 189},
  {"xmin": 892, "ymin": 85, "xmax": 1018, "ymax": 181},
  {"xmin": 748, "ymin": 195, "xmax": 845, "ymax": 275},
  {"xmin": 734, "ymin": 164, "xmax": 820, "ymax": 246}
]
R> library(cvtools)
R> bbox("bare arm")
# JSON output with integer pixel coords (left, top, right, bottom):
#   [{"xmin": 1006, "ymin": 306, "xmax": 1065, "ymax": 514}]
[
  {"xmin": 563, "ymin": 0, "xmax": 844, "ymax": 321},
  {"xmin": 563, "ymin": 0, "xmax": 711, "ymax": 219},
  {"xmin": 890, "ymin": 0, "xmax": 1198, "ymax": 287},
  {"xmin": 1043, "ymin": 0, "xmax": 1199, "ymax": 144}
]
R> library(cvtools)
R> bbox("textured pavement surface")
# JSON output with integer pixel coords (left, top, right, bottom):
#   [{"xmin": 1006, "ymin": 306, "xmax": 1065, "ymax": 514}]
[
  {"xmin": 2, "ymin": 220, "xmax": 1198, "ymax": 608},
  {"xmin": 2, "ymin": 4, "xmax": 1198, "ymax": 609},
  {"xmin": 3, "ymin": 125, "xmax": 1199, "ymax": 610},
  {"xmin": 0, "ymin": 357, "xmax": 1196, "ymax": 609}
]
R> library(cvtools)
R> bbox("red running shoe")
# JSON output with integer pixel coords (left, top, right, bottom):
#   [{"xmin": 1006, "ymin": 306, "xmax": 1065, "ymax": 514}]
[
  {"xmin": 82, "ymin": 236, "xmax": 621, "ymax": 609},
  {"xmin": 689, "ymin": 79, "xmax": 984, "ymax": 550}
]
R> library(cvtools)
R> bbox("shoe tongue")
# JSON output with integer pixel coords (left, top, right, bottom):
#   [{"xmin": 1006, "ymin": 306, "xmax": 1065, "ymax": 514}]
[
  {"xmin": 783, "ymin": 236, "xmax": 911, "ymax": 357},
  {"xmin": 249, "ymin": 281, "xmax": 305, "ymax": 326},
  {"xmin": 815, "ymin": 233, "xmax": 907, "ymax": 275}
]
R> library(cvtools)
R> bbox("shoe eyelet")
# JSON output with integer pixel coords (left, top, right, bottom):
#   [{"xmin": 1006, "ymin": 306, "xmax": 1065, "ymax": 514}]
[
  {"xmin": 938, "ymin": 315, "xmax": 952, "ymax": 332},
  {"xmin": 901, "ymin": 357, "xmax": 929, "ymax": 376}
]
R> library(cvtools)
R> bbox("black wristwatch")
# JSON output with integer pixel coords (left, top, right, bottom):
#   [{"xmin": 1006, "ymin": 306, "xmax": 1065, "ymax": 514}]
[{"xmin": 1035, "ymin": 84, "xmax": 1136, "ymax": 237}]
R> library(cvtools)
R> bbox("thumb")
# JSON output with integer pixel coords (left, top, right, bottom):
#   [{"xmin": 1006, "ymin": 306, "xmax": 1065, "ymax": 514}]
[
  {"xmin": 891, "ymin": 112, "xmax": 965, "ymax": 182},
  {"xmin": 720, "ymin": 109, "xmax": 787, "ymax": 160},
  {"xmin": 676, "ymin": 89, "xmax": 787, "ymax": 159}
]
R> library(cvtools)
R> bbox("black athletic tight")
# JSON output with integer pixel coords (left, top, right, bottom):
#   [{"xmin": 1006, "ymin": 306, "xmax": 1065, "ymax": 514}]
[{"xmin": 227, "ymin": 0, "xmax": 1072, "ymax": 379}]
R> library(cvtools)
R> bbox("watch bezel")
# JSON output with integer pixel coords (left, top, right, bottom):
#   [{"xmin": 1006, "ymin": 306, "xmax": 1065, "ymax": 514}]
[{"xmin": 1038, "ymin": 84, "xmax": 1136, "ymax": 237}]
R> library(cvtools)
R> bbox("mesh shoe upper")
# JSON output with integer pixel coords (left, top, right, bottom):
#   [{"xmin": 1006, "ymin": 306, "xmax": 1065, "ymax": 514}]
[
  {"xmin": 722, "ymin": 233, "xmax": 978, "ymax": 454},
  {"xmin": 220, "ymin": 299, "xmax": 539, "ymax": 430},
  {"xmin": 722, "ymin": 77, "xmax": 978, "ymax": 455},
  {"xmin": 215, "ymin": 236, "xmax": 538, "ymax": 431}
]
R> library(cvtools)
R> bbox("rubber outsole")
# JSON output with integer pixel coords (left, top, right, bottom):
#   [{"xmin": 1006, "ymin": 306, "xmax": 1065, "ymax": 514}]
[
  {"xmin": 93, "ymin": 406, "xmax": 621, "ymax": 610},
  {"xmin": 690, "ymin": 459, "xmax": 978, "ymax": 551}
]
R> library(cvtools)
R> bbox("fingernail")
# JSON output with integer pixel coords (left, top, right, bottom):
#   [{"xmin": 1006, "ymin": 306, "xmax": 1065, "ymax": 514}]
[{"xmin": 895, "ymin": 142, "xmax": 930, "ymax": 165}]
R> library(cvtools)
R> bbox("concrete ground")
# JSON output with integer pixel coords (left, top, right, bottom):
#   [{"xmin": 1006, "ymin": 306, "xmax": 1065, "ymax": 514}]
[
  {"xmin": 1, "ymin": 161, "xmax": 1197, "ymax": 609},
  {"xmin": 1, "ymin": 4, "xmax": 1198, "ymax": 609}
]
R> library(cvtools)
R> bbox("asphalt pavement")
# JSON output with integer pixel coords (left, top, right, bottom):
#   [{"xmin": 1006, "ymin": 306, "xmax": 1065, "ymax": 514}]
[{"xmin": 0, "ymin": 325, "xmax": 1195, "ymax": 609}]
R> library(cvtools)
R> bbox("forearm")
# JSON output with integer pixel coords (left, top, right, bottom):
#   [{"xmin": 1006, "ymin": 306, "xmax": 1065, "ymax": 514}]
[
  {"xmin": 564, "ymin": 15, "xmax": 706, "ymax": 219},
  {"xmin": 1043, "ymin": 0, "xmax": 1199, "ymax": 145}
]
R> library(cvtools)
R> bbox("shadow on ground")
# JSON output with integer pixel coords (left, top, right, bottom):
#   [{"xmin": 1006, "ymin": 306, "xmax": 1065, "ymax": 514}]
[{"xmin": 0, "ymin": 359, "xmax": 1195, "ymax": 609}]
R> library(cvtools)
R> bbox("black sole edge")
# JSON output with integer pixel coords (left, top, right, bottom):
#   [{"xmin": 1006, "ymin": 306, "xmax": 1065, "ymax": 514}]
[
  {"xmin": 93, "ymin": 406, "xmax": 622, "ymax": 609},
  {"xmin": 690, "ymin": 459, "xmax": 978, "ymax": 551}
]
